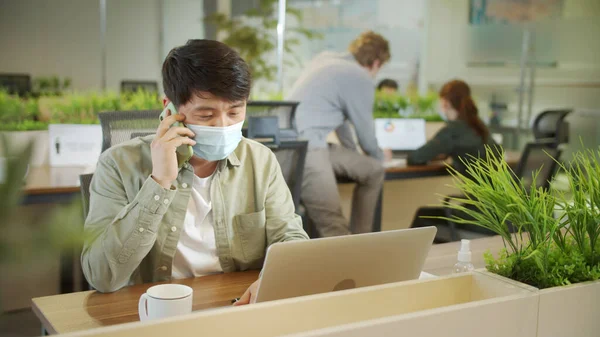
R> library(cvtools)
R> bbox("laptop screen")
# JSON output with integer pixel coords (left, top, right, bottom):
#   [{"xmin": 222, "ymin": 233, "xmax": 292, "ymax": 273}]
[{"xmin": 375, "ymin": 118, "xmax": 427, "ymax": 151}]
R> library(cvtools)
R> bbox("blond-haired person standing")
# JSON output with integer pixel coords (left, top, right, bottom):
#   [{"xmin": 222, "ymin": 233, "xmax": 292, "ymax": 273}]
[{"xmin": 288, "ymin": 31, "xmax": 392, "ymax": 237}]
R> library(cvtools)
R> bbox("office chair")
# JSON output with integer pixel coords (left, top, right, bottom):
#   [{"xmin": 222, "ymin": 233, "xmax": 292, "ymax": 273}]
[
  {"xmin": 120, "ymin": 80, "xmax": 158, "ymax": 93},
  {"xmin": 80, "ymin": 173, "xmax": 94, "ymax": 220},
  {"xmin": 532, "ymin": 109, "xmax": 573, "ymax": 147},
  {"xmin": 245, "ymin": 101, "xmax": 300, "ymax": 139},
  {"xmin": 0, "ymin": 73, "xmax": 32, "ymax": 97},
  {"xmin": 412, "ymin": 140, "xmax": 562, "ymax": 243},
  {"xmin": 98, "ymin": 110, "xmax": 161, "ymax": 152},
  {"xmin": 266, "ymin": 141, "xmax": 308, "ymax": 211},
  {"xmin": 250, "ymin": 140, "xmax": 309, "ymax": 235},
  {"xmin": 79, "ymin": 173, "xmax": 94, "ymax": 290}
]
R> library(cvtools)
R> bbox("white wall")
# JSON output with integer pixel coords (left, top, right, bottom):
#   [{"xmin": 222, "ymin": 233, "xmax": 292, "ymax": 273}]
[
  {"xmin": 162, "ymin": 0, "xmax": 206, "ymax": 60},
  {"xmin": 0, "ymin": 0, "xmax": 103, "ymax": 90},
  {"xmin": 0, "ymin": 0, "xmax": 205, "ymax": 92},
  {"xmin": 106, "ymin": 0, "xmax": 162, "ymax": 91}
]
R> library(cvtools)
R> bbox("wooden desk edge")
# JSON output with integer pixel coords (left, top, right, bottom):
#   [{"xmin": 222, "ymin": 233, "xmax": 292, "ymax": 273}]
[
  {"xmin": 24, "ymin": 186, "xmax": 81, "ymax": 195},
  {"xmin": 32, "ymin": 297, "xmax": 59, "ymax": 335}
]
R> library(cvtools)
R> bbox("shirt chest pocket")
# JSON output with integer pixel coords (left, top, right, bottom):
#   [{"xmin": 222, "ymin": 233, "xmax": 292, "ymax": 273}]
[{"xmin": 233, "ymin": 209, "xmax": 266, "ymax": 262}]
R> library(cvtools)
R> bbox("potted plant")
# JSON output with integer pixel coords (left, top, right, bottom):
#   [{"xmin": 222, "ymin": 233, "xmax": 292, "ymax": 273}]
[
  {"xmin": 33, "ymin": 76, "xmax": 72, "ymax": 96},
  {"xmin": 0, "ymin": 134, "xmax": 86, "ymax": 312},
  {"xmin": 441, "ymin": 147, "xmax": 600, "ymax": 337},
  {"xmin": 205, "ymin": 0, "xmax": 322, "ymax": 92},
  {"xmin": 0, "ymin": 90, "xmax": 49, "ymax": 167},
  {"xmin": 121, "ymin": 89, "xmax": 162, "ymax": 111}
]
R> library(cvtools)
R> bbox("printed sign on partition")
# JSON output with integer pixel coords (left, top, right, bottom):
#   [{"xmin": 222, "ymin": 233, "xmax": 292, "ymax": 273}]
[{"xmin": 49, "ymin": 124, "xmax": 102, "ymax": 167}]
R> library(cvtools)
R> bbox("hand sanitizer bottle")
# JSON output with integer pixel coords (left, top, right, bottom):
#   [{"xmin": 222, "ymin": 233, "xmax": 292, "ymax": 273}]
[{"xmin": 453, "ymin": 239, "xmax": 475, "ymax": 274}]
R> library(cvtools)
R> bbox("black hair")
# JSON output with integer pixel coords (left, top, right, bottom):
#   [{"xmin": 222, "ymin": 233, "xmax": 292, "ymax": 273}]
[
  {"xmin": 377, "ymin": 79, "xmax": 398, "ymax": 91},
  {"xmin": 162, "ymin": 39, "xmax": 251, "ymax": 107}
]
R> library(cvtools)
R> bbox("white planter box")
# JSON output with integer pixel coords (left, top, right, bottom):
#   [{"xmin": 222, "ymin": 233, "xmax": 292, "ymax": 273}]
[
  {"xmin": 478, "ymin": 272, "xmax": 600, "ymax": 337},
  {"xmin": 536, "ymin": 279, "xmax": 600, "ymax": 337},
  {"xmin": 0, "ymin": 130, "xmax": 49, "ymax": 167},
  {"xmin": 63, "ymin": 271, "xmax": 538, "ymax": 337}
]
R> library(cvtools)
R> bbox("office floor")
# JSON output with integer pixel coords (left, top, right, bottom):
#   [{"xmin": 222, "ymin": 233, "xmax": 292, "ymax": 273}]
[{"xmin": 0, "ymin": 309, "xmax": 41, "ymax": 337}]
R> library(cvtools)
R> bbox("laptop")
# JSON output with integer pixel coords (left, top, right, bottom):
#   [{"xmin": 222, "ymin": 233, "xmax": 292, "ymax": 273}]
[
  {"xmin": 375, "ymin": 118, "xmax": 427, "ymax": 152},
  {"xmin": 255, "ymin": 227, "xmax": 437, "ymax": 303}
]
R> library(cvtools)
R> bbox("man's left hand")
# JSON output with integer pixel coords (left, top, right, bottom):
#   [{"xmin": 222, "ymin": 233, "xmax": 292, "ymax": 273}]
[{"xmin": 233, "ymin": 279, "xmax": 260, "ymax": 306}]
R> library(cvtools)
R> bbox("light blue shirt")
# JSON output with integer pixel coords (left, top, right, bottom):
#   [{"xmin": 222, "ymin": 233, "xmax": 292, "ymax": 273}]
[{"xmin": 287, "ymin": 52, "xmax": 384, "ymax": 161}]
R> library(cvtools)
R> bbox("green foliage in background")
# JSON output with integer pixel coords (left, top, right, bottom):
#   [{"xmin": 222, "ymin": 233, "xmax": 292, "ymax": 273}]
[
  {"xmin": 0, "ymin": 89, "xmax": 162, "ymax": 131},
  {"xmin": 0, "ymin": 90, "xmax": 47, "ymax": 131},
  {"xmin": 373, "ymin": 90, "xmax": 442, "ymax": 122},
  {"xmin": 0, "ymin": 135, "xmax": 85, "ymax": 265},
  {"xmin": 438, "ymin": 147, "xmax": 600, "ymax": 289},
  {"xmin": 33, "ymin": 75, "xmax": 72, "ymax": 96},
  {"xmin": 121, "ymin": 89, "xmax": 162, "ymax": 111},
  {"xmin": 205, "ymin": 0, "xmax": 322, "ymax": 83},
  {"xmin": 48, "ymin": 92, "xmax": 121, "ymax": 124}
]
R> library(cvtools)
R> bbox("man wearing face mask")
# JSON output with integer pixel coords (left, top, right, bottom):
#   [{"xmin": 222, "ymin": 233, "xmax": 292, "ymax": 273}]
[
  {"xmin": 287, "ymin": 31, "xmax": 392, "ymax": 237},
  {"xmin": 81, "ymin": 40, "xmax": 309, "ymax": 303}
]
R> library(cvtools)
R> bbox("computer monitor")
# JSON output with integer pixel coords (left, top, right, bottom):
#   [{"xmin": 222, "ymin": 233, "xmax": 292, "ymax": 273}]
[{"xmin": 375, "ymin": 118, "xmax": 427, "ymax": 151}]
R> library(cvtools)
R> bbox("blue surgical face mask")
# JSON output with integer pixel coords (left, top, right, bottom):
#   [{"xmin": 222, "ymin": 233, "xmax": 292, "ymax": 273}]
[
  {"xmin": 186, "ymin": 121, "xmax": 244, "ymax": 161},
  {"xmin": 437, "ymin": 109, "xmax": 448, "ymax": 122}
]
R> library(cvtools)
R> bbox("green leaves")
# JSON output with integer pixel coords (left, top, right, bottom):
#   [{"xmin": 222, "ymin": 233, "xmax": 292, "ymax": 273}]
[
  {"xmin": 32, "ymin": 76, "xmax": 72, "ymax": 96},
  {"xmin": 204, "ymin": 0, "xmax": 322, "ymax": 84},
  {"xmin": 0, "ymin": 135, "xmax": 88, "ymax": 265},
  {"xmin": 373, "ymin": 90, "xmax": 443, "ymax": 121},
  {"xmin": 437, "ymin": 146, "xmax": 600, "ymax": 289},
  {"xmin": 0, "ymin": 89, "xmax": 163, "ymax": 130}
]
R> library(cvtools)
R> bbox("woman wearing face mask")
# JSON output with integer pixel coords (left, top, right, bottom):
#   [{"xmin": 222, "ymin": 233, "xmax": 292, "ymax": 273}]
[{"xmin": 407, "ymin": 80, "xmax": 500, "ymax": 174}]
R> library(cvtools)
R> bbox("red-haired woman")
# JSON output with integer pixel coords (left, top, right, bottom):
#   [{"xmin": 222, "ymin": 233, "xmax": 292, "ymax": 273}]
[{"xmin": 407, "ymin": 80, "xmax": 500, "ymax": 174}]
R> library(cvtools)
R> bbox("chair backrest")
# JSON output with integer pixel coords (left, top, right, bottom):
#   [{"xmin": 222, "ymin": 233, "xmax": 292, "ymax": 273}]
[
  {"xmin": 532, "ymin": 109, "xmax": 572, "ymax": 146},
  {"xmin": 0, "ymin": 73, "xmax": 31, "ymax": 97},
  {"xmin": 98, "ymin": 110, "xmax": 161, "ymax": 152},
  {"xmin": 120, "ymin": 80, "xmax": 158, "ymax": 93},
  {"xmin": 79, "ymin": 173, "xmax": 94, "ymax": 220},
  {"xmin": 266, "ymin": 140, "xmax": 308, "ymax": 212},
  {"xmin": 247, "ymin": 116, "xmax": 281, "ymax": 145},
  {"xmin": 515, "ymin": 141, "xmax": 562, "ymax": 190},
  {"xmin": 246, "ymin": 101, "xmax": 300, "ymax": 138}
]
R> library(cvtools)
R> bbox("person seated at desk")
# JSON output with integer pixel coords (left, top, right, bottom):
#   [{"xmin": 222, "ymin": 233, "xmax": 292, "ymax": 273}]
[
  {"xmin": 287, "ymin": 31, "xmax": 392, "ymax": 237},
  {"xmin": 377, "ymin": 79, "xmax": 399, "ymax": 95},
  {"xmin": 81, "ymin": 40, "xmax": 309, "ymax": 303},
  {"xmin": 407, "ymin": 80, "xmax": 500, "ymax": 174}
]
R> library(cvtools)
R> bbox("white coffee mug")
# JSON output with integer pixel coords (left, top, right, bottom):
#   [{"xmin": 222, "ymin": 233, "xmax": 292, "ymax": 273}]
[{"xmin": 138, "ymin": 284, "xmax": 193, "ymax": 321}]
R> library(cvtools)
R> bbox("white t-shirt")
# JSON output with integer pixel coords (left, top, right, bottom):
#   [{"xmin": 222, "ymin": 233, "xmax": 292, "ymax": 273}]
[{"xmin": 171, "ymin": 173, "xmax": 223, "ymax": 279}]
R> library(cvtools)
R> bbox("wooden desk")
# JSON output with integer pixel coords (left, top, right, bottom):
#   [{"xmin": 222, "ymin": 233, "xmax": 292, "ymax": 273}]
[
  {"xmin": 21, "ymin": 152, "xmax": 521, "ymax": 197},
  {"xmin": 31, "ymin": 236, "xmax": 507, "ymax": 335},
  {"xmin": 384, "ymin": 150, "xmax": 521, "ymax": 179},
  {"xmin": 23, "ymin": 166, "xmax": 89, "ymax": 204}
]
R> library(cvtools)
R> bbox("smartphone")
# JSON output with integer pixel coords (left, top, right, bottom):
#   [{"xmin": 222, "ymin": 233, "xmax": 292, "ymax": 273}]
[{"xmin": 159, "ymin": 102, "xmax": 194, "ymax": 167}]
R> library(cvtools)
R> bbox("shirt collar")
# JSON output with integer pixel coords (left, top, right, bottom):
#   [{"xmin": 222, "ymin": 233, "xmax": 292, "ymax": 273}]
[{"xmin": 225, "ymin": 150, "xmax": 241, "ymax": 167}]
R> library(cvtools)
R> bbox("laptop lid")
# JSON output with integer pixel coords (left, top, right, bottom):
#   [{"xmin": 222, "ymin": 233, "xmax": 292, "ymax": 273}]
[
  {"xmin": 375, "ymin": 118, "xmax": 427, "ymax": 151},
  {"xmin": 255, "ymin": 227, "xmax": 437, "ymax": 303}
]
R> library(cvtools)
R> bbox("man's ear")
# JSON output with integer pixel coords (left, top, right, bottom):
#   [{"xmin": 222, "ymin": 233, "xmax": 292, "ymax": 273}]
[
  {"xmin": 368, "ymin": 59, "xmax": 382, "ymax": 78},
  {"xmin": 372, "ymin": 59, "xmax": 381, "ymax": 71},
  {"xmin": 162, "ymin": 97, "xmax": 170, "ymax": 108}
]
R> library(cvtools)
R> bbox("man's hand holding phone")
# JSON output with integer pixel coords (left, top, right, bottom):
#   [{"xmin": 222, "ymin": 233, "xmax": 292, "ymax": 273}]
[{"xmin": 151, "ymin": 110, "xmax": 196, "ymax": 189}]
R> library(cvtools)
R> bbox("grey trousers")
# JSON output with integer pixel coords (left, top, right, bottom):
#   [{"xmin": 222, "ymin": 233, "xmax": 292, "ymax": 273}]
[{"xmin": 301, "ymin": 144, "xmax": 385, "ymax": 237}]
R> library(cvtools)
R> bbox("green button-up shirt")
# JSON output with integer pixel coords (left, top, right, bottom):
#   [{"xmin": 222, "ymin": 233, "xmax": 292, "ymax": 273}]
[{"xmin": 81, "ymin": 136, "xmax": 309, "ymax": 293}]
